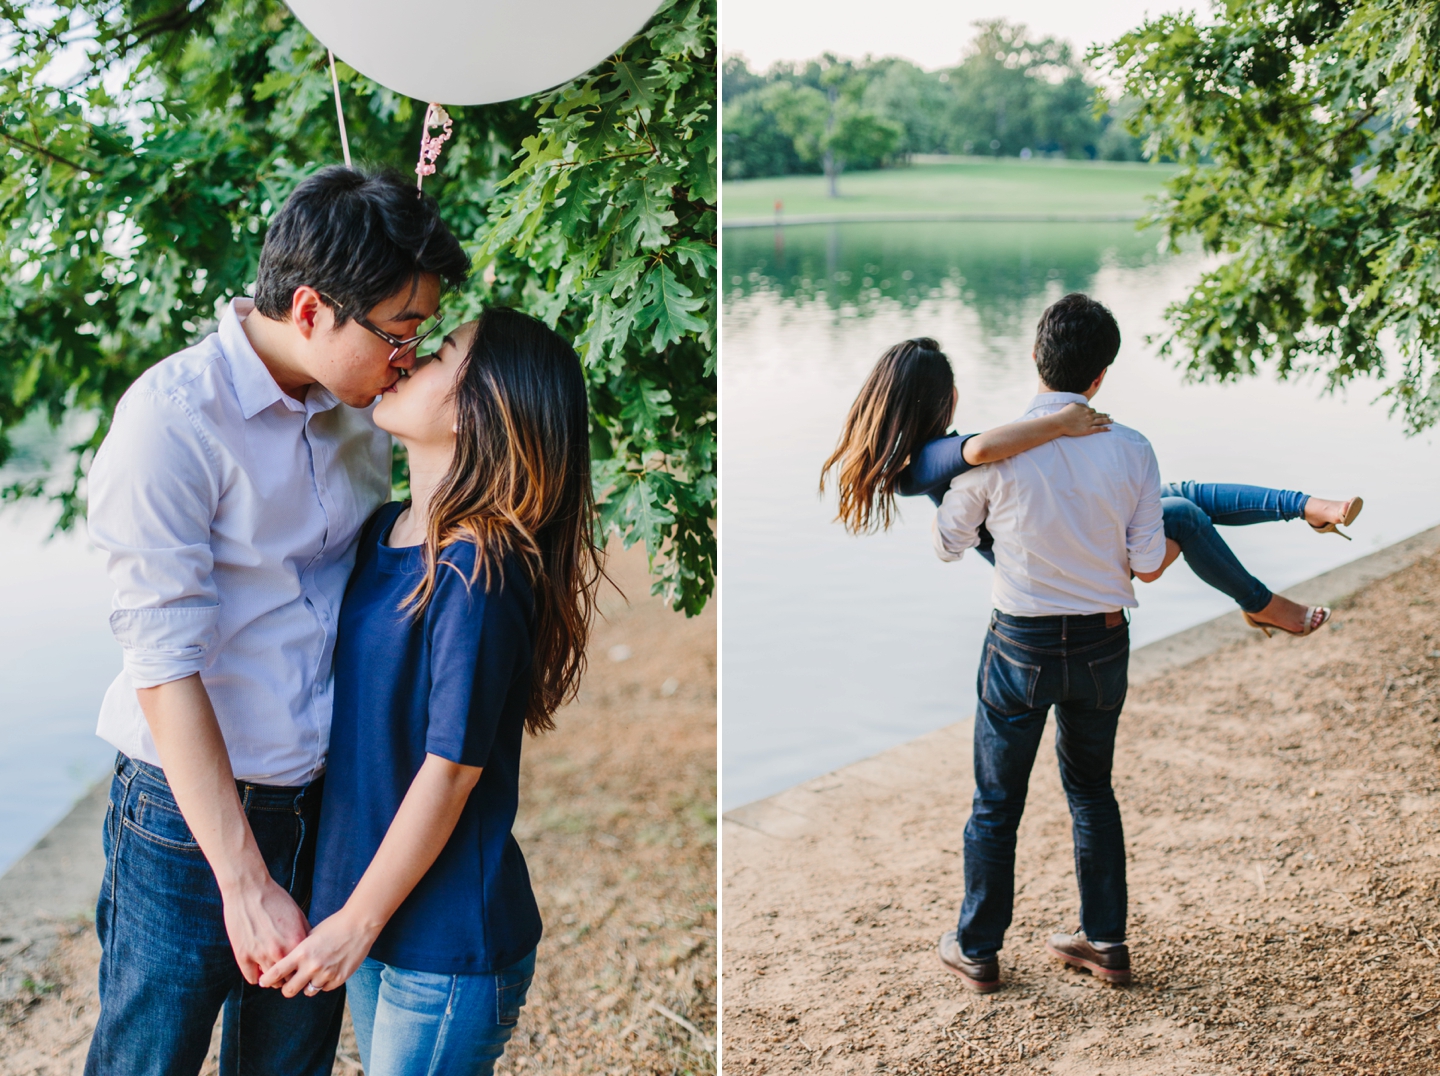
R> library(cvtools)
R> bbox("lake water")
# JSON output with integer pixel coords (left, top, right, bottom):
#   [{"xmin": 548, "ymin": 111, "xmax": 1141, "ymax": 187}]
[
  {"xmin": 0, "ymin": 415, "xmax": 119, "ymax": 875},
  {"xmin": 721, "ymin": 221, "xmax": 1440, "ymax": 811}
]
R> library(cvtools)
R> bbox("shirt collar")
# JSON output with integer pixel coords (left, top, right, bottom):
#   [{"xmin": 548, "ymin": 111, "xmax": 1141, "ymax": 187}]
[
  {"xmin": 219, "ymin": 299, "xmax": 340, "ymax": 420},
  {"xmin": 1021, "ymin": 391, "xmax": 1091, "ymax": 419}
]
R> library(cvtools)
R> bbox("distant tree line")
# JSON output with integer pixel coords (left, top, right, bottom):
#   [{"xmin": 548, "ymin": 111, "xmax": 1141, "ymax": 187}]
[{"xmin": 723, "ymin": 20, "xmax": 1143, "ymax": 184}]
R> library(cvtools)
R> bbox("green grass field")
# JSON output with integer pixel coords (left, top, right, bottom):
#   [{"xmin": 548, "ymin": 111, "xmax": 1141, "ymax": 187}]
[{"xmin": 722, "ymin": 157, "xmax": 1178, "ymax": 221}]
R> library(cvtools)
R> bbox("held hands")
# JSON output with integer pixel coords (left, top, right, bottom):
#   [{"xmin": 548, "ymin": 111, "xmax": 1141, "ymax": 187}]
[
  {"xmin": 258, "ymin": 908, "xmax": 379, "ymax": 997},
  {"xmin": 222, "ymin": 874, "xmax": 311, "ymax": 985},
  {"xmin": 1055, "ymin": 402, "xmax": 1112, "ymax": 437}
]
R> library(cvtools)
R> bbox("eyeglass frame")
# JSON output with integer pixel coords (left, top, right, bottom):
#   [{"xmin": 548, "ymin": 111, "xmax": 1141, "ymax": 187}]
[{"xmin": 316, "ymin": 291, "xmax": 444, "ymax": 361}]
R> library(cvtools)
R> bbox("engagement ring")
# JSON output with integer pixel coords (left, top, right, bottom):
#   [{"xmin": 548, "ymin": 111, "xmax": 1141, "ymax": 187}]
[{"xmin": 304, "ymin": 983, "xmax": 321, "ymax": 997}]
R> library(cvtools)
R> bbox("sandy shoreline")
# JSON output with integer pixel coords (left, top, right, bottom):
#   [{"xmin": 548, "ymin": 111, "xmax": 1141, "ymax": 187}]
[
  {"xmin": 0, "ymin": 539, "xmax": 716, "ymax": 1075},
  {"xmin": 724, "ymin": 540, "xmax": 1440, "ymax": 1075}
]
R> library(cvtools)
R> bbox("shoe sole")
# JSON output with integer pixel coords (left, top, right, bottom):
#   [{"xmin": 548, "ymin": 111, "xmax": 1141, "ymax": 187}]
[
  {"xmin": 1044, "ymin": 942, "xmax": 1131, "ymax": 984},
  {"xmin": 938, "ymin": 955, "xmax": 1002, "ymax": 994}
]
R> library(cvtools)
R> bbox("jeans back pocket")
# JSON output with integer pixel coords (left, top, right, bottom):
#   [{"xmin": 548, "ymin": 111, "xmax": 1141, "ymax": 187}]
[
  {"xmin": 1087, "ymin": 645, "xmax": 1130, "ymax": 712},
  {"xmin": 980, "ymin": 642, "xmax": 1042, "ymax": 717}
]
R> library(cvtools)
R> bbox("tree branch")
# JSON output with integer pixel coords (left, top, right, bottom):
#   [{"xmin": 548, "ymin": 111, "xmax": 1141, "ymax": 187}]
[{"xmin": 0, "ymin": 128, "xmax": 88, "ymax": 172}]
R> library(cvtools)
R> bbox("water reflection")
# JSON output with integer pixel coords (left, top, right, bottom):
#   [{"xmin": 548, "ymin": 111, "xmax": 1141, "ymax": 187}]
[{"xmin": 726, "ymin": 221, "xmax": 1164, "ymax": 345}]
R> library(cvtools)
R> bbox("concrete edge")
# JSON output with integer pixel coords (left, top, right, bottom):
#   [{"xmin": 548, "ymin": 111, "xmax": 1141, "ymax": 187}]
[
  {"xmin": 724, "ymin": 523, "xmax": 1440, "ymax": 835},
  {"xmin": 723, "ymin": 212, "xmax": 1147, "ymax": 230},
  {"xmin": 0, "ymin": 777, "xmax": 107, "ymax": 998}
]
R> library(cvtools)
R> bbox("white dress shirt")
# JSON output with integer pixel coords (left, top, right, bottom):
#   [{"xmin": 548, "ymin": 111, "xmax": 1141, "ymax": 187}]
[
  {"xmin": 87, "ymin": 299, "xmax": 390, "ymax": 785},
  {"xmin": 932, "ymin": 391, "xmax": 1165, "ymax": 616}
]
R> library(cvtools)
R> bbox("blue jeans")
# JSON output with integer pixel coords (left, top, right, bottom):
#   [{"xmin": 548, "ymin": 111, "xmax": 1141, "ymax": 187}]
[
  {"xmin": 84, "ymin": 756, "xmax": 343, "ymax": 1076},
  {"xmin": 960, "ymin": 612, "xmax": 1130, "ymax": 960},
  {"xmin": 1160, "ymin": 481, "xmax": 1311, "ymax": 614},
  {"xmin": 348, "ymin": 951, "xmax": 537, "ymax": 1076}
]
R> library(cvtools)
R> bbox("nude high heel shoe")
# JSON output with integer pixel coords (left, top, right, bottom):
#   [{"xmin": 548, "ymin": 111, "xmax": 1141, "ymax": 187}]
[
  {"xmin": 1243, "ymin": 606, "xmax": 1331, "ymax": 638},
  {"xmin": 1310, "ymin": 496, "xmax": 1363, "ymax": 541}
]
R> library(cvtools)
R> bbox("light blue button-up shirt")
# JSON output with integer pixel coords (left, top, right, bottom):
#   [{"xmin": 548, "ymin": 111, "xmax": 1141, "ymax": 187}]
[{"xmin": 87, "ymin": 299, "xmax": 390, "ymax": 785}]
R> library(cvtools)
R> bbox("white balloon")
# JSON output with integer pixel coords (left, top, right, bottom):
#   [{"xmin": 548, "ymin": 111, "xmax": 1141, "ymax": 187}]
[{"xmin": 286, "ymin": 0, "xmax": 664, "ymax": 105}]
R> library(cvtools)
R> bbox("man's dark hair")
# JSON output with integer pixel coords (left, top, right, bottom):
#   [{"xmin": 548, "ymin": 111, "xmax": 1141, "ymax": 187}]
[
  {"xmin": 253, "ymin": 167, "xmax": 470, "ymax": 325},
  {"xmin": 1033, "ymin": 292, "xmax": 1122, "ymax": 394}
]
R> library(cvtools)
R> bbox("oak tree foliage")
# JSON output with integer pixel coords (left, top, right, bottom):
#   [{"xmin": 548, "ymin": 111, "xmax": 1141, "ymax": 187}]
[
  {"xmin": 1100, "ymin": 0, "xmax": 1440, "ymax": 431},
  {"xmin": 0, "ymin": 0, "xmax": 716, "ymax": 612}
]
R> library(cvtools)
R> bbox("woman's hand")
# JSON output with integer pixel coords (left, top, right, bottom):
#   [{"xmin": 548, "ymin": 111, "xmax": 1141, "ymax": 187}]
[
  {"xmin": 257, "ymin": 908, "xmax": 380, "ymax": 997},
  {"xmin": 1054, "ymin": 402, "xmax": 1112, "ymax": 437}
]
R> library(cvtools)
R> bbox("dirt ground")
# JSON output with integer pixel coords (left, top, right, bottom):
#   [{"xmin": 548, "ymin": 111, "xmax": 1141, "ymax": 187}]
[
  {"xmin": 0, "ymin": 539, "xmax": 716, "ymax": 1075},
  {"xmin": 723, "ymin": 550, "xmax": 1440, "ymax": 1075}
]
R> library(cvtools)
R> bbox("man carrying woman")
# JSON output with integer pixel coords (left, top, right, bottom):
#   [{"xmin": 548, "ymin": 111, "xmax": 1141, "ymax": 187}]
[{"xmin": 822, "ymin": 292, "xmax": 1361, "ymax": 992}]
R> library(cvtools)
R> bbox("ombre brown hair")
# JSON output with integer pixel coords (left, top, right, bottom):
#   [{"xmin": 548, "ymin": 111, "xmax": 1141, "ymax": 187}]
[
  {"xmin": 819, "ymin": 338, "xmax": 955, "ymax": 534},
  {"xmin": 406, "ymin": 307, "xmax": 602, "ymax": 734}
]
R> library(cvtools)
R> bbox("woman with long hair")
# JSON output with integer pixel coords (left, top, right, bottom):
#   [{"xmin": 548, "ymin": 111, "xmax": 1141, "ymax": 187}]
[
  {"xmin": 260, "ymin": 307, "xmax": 601, "ymax": 1075},
  {"xmin": 821, "ymin": 337, "xmax": 1362, "ymax": 637}
]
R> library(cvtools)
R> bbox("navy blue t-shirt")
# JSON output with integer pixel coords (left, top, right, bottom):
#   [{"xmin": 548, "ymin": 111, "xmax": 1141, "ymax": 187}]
[
  {"xmin": 311, "ymin": 501, "xmax": 543, "ymax": 975},
  {"xmin": 898, "ymin": 432, "xmax": 996, "ymax": 564}
]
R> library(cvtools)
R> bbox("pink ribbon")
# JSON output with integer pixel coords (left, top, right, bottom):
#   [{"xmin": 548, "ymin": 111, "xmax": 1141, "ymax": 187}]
[{"xmin": 416, "ymin": 103, "xmax": 453, "ymax": 189}]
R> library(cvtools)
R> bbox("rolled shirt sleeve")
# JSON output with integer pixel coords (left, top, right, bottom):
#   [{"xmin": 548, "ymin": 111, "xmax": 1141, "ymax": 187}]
[
  {"xmin": 931, "ymin": 470, "xmax": 992, "ymax": 562},
  {"xmin": 1125, "ymin": 442, "xmax": 1166, "ymax": 575},
  {"xmin": 87, "ymin": 388, "xmax": 221, "ymax": 688}
]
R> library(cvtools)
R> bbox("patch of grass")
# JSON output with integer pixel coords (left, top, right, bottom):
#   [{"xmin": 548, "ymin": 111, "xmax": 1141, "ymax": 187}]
[{"xmin": 723, "ymin": 157, "xmax": 1178, "ymax": 220}]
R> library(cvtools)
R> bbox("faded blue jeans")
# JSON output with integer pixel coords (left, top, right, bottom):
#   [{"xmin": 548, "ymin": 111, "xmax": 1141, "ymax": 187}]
[
  {"xmin": 1160, "ymin": 481, "xmax": 1311, "ymax": 614},
  {"xmin": 348, "ymin": 950, "xmax": 537, "ymax": 1076},
  {"xmin": 84, "ymin": 755, "xmax": 342, "ymax": 1076},
  {"xmin": 960, "ymin": 612, "xmax": 1131, "ymax": 960}
]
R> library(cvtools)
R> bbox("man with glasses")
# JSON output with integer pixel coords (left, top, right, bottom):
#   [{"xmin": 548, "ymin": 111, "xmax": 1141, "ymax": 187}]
[{"xmin": 83, "ymin": 166, "xmax": 470, "ymax": 1076}]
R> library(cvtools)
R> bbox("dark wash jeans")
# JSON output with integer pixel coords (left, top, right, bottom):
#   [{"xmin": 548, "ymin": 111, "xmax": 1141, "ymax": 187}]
[
  {"xmin": 959, "ymin": 612, "xmax": 1130, "ymax": 961},
  {"xmin": 84, "ymin": 755, "xmax": 343, "ymax": 1076}
]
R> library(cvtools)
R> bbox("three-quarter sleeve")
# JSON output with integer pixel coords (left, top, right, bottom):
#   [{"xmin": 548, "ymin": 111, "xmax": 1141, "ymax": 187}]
[
  {"xmin": 897, "ymin": 433, "xmax": 979, "ymax": 505},
  {"xmin": 931, "ymin": 470, "xmax": 991, "ymax": 562},
  {"xmin": 87, "ymin": 388, "xmax": 222, "ymax": 688},
  {"xmin": 1126, "ymin": 443, "xmax": 1166, "ymax": 574},
  {"xmin": 424, "ymin": 550, "xmax": 533, "ymax": 769}
]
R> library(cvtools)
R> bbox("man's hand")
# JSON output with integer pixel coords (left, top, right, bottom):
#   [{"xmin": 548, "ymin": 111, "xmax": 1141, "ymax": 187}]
[
  {"xmin": 1054, "ymin": 402, "xmax": 1112, "ymax": 438},
  {"xmin": 136, "ymin": 675, "xmax": 311, "ymax": 983},
  {"xmin": 223, "ymin": 871, "xmax": 312, "ymax": 984},
  {"xmin": 259, "ymin": 909, "xmax": 379, "ymax": 997}
]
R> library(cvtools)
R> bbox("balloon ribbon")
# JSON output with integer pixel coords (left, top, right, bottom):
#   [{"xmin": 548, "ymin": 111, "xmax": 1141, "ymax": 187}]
[
  {"xmin": 327, "ymin": 50, "xmax": 351, "ymax": 169},
  {"xmin": 416, "ymin": 103, "xmax": 453, "ymax": 190}
]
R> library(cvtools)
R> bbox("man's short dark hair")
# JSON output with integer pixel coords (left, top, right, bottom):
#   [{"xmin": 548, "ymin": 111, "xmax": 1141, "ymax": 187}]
[
  {"xmin": 254, "ymin": 167, "xmax": 470, "ymax": 325},
  {"xmin": 1033, "ymin": 293, "xmax": 1122, "ymax": 394}
]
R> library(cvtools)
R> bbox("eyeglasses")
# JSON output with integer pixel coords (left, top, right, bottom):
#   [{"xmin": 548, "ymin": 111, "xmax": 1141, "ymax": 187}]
[{"xmin": 317, "ymin": 292, "xmax": 444, "ymax": 362}]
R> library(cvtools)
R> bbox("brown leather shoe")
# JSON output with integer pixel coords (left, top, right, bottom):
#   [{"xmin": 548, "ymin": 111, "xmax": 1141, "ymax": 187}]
[
  {"xmin": 938, "ymin": 931, "xmax": 1001, "ymax": 993},
  {"xmin": 1045, "ymin": 930, "xmax": 1131, "ymax": 984}
]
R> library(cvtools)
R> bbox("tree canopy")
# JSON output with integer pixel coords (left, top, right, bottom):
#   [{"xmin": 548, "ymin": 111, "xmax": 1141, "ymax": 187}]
[
  {"xmin": 722, "ymin": 21, "xmax": 1141, "ymax": 181},
  {"xmin": 1100, "ymin": 0, "xmax": 1440, "ymax": 432},
  {"xmin": 0, "ymin": 0, "xmax": 716, "ymax": 613}
]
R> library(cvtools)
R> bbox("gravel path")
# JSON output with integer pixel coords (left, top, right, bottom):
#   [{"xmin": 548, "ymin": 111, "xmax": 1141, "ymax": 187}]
[{"xmin": 722, "ymin": 550, "xmax": 1440, "ymax": 1075}]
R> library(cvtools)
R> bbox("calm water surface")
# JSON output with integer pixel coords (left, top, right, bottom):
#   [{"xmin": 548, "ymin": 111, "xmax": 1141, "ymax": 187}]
[
  {"xmin": 0, "ymin": 415, "xmax": 118, "ymax": 873},
  {"xmin": 722, "ymin": 221, "xmax": 1440, "ymax": 811}
]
